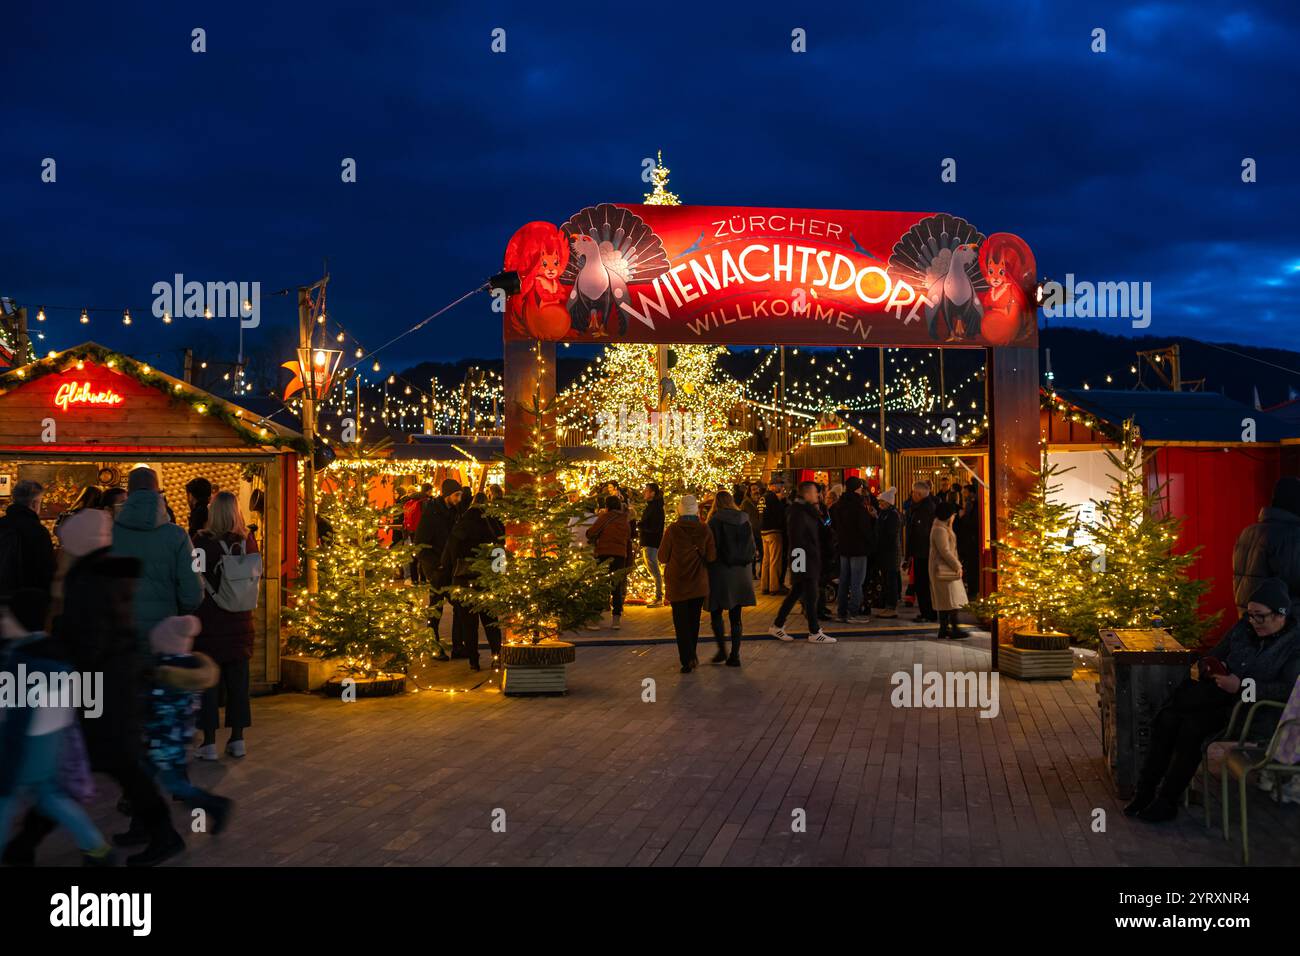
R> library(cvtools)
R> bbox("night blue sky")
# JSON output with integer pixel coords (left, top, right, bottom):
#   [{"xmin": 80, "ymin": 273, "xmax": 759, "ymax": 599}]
[{"xmin": 5, "ymin": 1, "xmax": 1298, "ymax": 372}]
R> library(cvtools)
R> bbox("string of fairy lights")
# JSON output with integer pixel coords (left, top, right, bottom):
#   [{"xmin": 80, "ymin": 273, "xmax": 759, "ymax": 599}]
[
  {"xmin": 5, "ymin": 294, "xmax": 507, "ymax": 443},
  {"xmin": 7, "ymin": 154, "xmax": 990, "ymax": 450},
  {"xmin": 552, "ymin": 343, "xmax": 990, "ymax": 451},
  {"xmin": 9, "ymin": 293, "xmax": 995, "ymax": 449}
]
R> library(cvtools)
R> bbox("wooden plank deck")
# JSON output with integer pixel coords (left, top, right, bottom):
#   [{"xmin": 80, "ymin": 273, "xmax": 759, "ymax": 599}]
[{"xmin": 28, "ymin": 616, "xmax": 1298, "ymax": 868}]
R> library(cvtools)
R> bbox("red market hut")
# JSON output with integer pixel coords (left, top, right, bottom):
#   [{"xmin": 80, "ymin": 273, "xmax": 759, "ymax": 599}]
[{"xmin": 1042, "ymin": 387, "xmax": 1298, "ymax": 640}]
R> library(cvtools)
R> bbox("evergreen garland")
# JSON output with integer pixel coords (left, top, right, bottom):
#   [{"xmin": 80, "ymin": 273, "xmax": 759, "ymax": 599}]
[{"xmin": 0, "ymin": 343, "xmax": 308, "ymax": 453}]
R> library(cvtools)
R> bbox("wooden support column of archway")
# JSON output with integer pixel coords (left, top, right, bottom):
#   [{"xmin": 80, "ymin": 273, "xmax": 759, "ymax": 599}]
[
  {"xmin": 986, "ymin": 345, "xmax": 1040, "ymax": 669},
  {"xmin": 503, "ymin": 338, "xmax": 555, "ymax": 458}
]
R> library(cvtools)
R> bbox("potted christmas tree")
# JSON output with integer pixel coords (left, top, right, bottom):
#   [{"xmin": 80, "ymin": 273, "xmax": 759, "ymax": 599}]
[
  {"xmin": 1076, "ymin": 420, "xmax": 1217, "ymax": 646},
  {"xmin": 457, "ymin": 396, "xmax": 617, "ymax": 695},
  {"xmin": 286, "ymin": 462, "xmax": 434, "ymax": 696},
  {"xmin": 974, "ymin": 452, "xmax": 1093, "ymax": 679}
]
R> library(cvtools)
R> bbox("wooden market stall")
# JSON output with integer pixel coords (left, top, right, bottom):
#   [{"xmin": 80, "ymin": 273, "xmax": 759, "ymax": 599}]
[{"xmin": 0, "ymin": 343, "xmax": 304, "ymax": 690}]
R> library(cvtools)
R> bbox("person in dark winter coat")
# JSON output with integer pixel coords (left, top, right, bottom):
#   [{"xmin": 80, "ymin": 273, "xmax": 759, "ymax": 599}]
[
  {"xmin": 659, "ymin": 495, "xmax": 717, "ymax": 672},
  {"xmin": 441, "ymin": 493, "xmax": 504, "ymax": 670},
  {"xmin": 759, "ymin": 480, "xmax": 789, "ymax": 594},
  {"xmin": 1232, "ymin": 476, "xmax": 1300, "ymax": 612},
  {"xmin": 954, "ymin": 484, "xmax": 982, "ymax": 600},
  {"xmin": 192, "ymin": 492, "xmax": 257, "ymax": 760},
  {"xmin": 587, "ymin": 496, "xmax": 635, "ymax": 628},
  {"xmin": 185, "ymin": 477, "xmax": 213, "ymax": 538},
  {"xmin": 1128, "ymin": 577, "xmax": 1300, "ymax": 823},
  {"xmin": 769, "ymin": 482, "xmax": 836, "ymax": 644},
  {"xmin": 830, "ymin": 477, "xmax": 874, "ymax": 622},
  {"xmin": 415, "ymin": 478, "xmax": 463, "ymax": 659},
  {"xmin": 0, "ymin": 480, "xmax": 56, "ymax": 598},
  {"xmin": 905, "ymin": 481, "xmax": 938, "ymax": 622},
  {"xmin": 741, "ymin": 483, "xmax": 763, "ymax": 580},
  {"xmin": 638, "ymin": 483, "xmax": 666, "ymax": 606},
  {"xmin": 871, "ymin": 488, "xmax": 903, "ymax": 616},
  {"xmin": 705, "ymin": 492, "xmax": 756, "ymax": 666},
  {"xmin": 112, "ymin": 468, "xmax": 202, "ymax": 650}
]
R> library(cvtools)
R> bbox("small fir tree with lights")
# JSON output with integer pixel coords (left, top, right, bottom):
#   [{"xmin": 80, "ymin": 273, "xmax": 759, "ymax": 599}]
[
  {"xmin": 1079, "ymin": 420, "xmax": 1217, "ymax": 645},
  {"xmin": 286, "ymin": 463, "xmax": 434, "ymax": 675},
  {"xmin": 973, "ymin": 452, "xmax": 1093, "ymax": 638},
  {"xmin": 459, "ymin": 392, "xmax": 617, "ymax": 643}
]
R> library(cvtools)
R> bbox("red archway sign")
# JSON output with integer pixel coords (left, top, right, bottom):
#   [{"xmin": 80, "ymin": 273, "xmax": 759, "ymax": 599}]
[
  {"xmin": 500, "ymin": 204, "xmax": 1041, "ymax": 662},
  {"xmin": 503, "ymin": 204, "xmax": 1036, "ymax": 349}
]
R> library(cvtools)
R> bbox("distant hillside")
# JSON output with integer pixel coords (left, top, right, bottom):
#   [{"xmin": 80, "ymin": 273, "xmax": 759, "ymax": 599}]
[
  {"xmin": 1039, "ymin": 328, "xmax": 1300, "ymax": 408},
  {"xmin": 397, "ymin": 328, "xmax": 1300, "ymax": 413}
]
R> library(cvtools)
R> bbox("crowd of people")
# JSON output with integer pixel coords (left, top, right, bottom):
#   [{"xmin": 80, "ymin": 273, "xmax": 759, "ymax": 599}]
[
  {"xmin": 551, "ymin": 472, "xmax": 982, "ymax": 671},
  {"xmin": 0, "ymin": 469, "xmax": 261, "ymax": 866},
  {"xmin": 5, "ymin": 461, "xmax": 1297, "ymax": 866},
  {"xmin": 397, "ymin": 469, "xmax": 983, "ymax": 675}
]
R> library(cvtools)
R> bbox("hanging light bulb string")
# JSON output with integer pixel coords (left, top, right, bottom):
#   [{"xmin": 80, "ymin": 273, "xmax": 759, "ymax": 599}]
[{"xmin": 337, "ymin": 280, "xmax": 490, "ymax": 380}]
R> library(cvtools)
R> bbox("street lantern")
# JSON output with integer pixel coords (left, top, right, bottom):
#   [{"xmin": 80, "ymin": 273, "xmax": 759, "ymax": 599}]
[{"xmin": 284, "ymin": 347, "xmax": 343, "ymax": 401}]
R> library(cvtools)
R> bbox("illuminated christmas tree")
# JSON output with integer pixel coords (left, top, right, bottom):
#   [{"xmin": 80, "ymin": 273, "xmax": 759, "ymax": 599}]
[
  {"xmin": 459, "ymin": 391, "xmax": 615, "ymax": 643},
  {"xmin": 286, "ymin": 463, "xmax": 434, "ymax": 676},
  {"xmin": 560, "ymin": 154, "xmax": 751, "ymax": 495},
  {"xmin": 643, "ymin": 149, "xmax": 680, "ymax": 206},
  {"xmin": 973, "ymin": 452, "xmax": 1093, "ymax": 637},
  {"xmin": 562, "ymin": 344, "xmax": 751, "ymax": 495},
  {"xmin": 1079, "ymin": 420, "xmax": 1217, "ymax": 645}
]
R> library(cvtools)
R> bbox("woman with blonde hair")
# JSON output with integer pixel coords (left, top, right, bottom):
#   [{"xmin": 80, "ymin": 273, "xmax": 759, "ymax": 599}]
[{"xmin": 192, "ymin": 491, "xmax": 259, "ymax": 759}]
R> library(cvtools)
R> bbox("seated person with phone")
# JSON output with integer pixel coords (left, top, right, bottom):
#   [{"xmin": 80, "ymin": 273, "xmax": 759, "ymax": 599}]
[{"xmin": 1126, "ymin": 577, "xmax": 1300, "ymax": 823}]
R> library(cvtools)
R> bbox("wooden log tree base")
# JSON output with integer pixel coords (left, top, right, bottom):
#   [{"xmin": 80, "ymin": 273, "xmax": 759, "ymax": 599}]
[
  {"xmin": 322, "ymin": 674, "xmax": 407, "ymax": 697},
  {"xmin": 501, "ymin": 641, "xmax": 576, "ymax": 667},
  {"xmin": 999, "ymin": 644, "xmax": 1074, "ymax": 680},
  {"xmin": 1012, "ymin": 630, "xmax": 1071, "ymax": 651}
]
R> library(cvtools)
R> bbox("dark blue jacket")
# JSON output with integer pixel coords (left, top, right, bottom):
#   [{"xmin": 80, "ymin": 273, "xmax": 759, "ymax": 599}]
[{"xmin": 1208, "ymin": 615, "xmax": 1300, "ymax": 705}]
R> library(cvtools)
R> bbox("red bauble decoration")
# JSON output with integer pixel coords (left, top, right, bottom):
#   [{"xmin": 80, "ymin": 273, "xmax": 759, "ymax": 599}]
[
  {"xmin": 525, "ymin": 302, "xmax": 571, "ymax": 341},
  {"xmin": 981, "ymin": 309, "xmax": 1019, "ymax": 346}
]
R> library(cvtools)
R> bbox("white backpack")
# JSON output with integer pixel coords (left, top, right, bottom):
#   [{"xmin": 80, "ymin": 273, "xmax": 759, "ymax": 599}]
[{"xmin": 205, "ymin": 539, "xmax": 263, "ymax": 613}]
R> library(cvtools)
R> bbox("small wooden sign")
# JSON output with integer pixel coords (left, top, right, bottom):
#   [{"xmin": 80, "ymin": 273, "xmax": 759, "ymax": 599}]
[{"xmin": 809, "ymin": 428, "xmax": 849, "ymax": 447}]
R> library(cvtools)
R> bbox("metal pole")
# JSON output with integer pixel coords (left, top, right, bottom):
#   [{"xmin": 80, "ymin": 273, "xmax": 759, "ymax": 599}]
[
  {"xmin": 778, "ymin": 346, "xmax": 787, "ymax": 470},
  {"xmin": 879, "ymin": 347, "xmax": 888, "ymax": 489},
  {"xmin": 298, "ymin": 279, "xmax": 327, "ymax": 594},
  {"xmin": 14, "ymin": 308, "xmax": 30, "ymax": 365}
]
